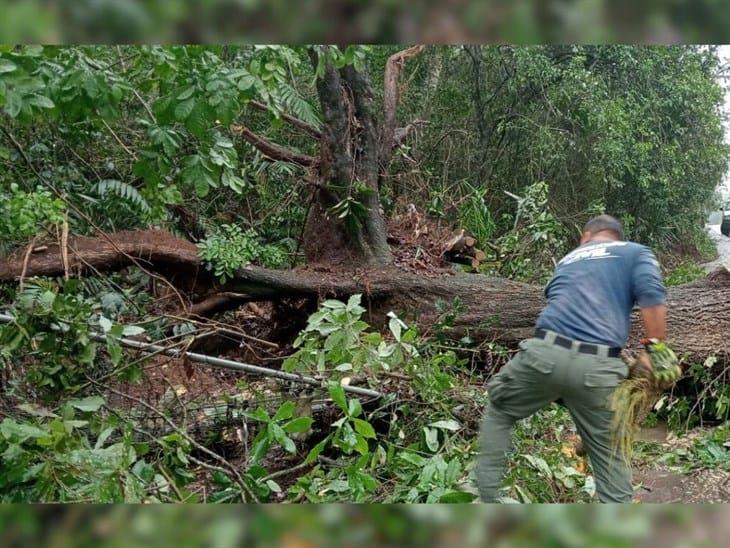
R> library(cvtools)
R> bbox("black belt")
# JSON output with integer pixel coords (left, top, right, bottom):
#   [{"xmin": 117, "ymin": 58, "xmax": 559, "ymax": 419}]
[{"xmin": 534, "ymin": 328, "xmax": 622, "ymax": 358}]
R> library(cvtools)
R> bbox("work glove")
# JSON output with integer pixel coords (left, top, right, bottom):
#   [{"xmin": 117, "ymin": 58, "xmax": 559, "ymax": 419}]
[{"xmin": 641, "ymin": 339, "xmax": 682, "ymax": 386}]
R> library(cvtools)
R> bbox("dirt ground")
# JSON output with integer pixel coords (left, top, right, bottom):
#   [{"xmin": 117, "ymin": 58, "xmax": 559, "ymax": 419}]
[
  {"xmin": 634, "ymin": 465, "xmax": 730, "ymax": 503},
  {"xmin": 633, "ymin": 424, "xmax": 730, "ymax": 503}
]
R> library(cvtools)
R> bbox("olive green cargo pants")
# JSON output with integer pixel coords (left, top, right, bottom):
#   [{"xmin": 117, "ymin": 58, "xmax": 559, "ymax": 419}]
[{"xmin": 476, "ymin": 331, "xmax": 633, "ymax": 503}]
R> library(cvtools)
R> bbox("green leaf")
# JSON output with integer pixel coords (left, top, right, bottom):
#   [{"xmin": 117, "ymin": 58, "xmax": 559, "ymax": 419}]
[
  {"xmin": 328, "ymin": 382, "xmax": 348, "ymax": 414},
  {"xmin": 523, "ymin": 454, "xmax": 553, "ymax": 479},
  {"xmin": 389, "ymin": 317, "xmax": 402, "ymax": 342},
  {"xmin": 266, "ymin": 479, "xmax": 282, "ymax": 494},
  {"xmin": 107, "ymin": 338, "xmax": 123, "ymax": 366},
  {"xmin": 244, "ymin": 407, "xmax": 270, "ymax": 423},
  {"xmin": 23, "ymin": 45, "xmax": 43, "ymax": 56},
  {"xmin": 194, "ymin": 178, "xmax": 209, "ymax": 198},
  {"xmin": 4, "ymin": 90, "xmax": 22, "ymax": 117},
  {"xmin": 78, "ymin": 342, "xmax": 97, "ymax": 366},
  {"xmin": 177, "ymin": 85, "xmax": 196, "ymax": 100},
  {"xmin": 0, "ymin": 59, "xmax": 17, "ymax": 73},
  {"xmin": 429, "ymin": 419, "xmax": 462, "ymax": 432},
  {"xmin": 238, "ymin": 74, "xmax": 256, "ymax": 91},
  {"xmin": 515, "ymin": 484, "xmax": 534, "ymax": 503},
  {"xmin": 353, "ymin": 418, "xmax": 376, "ymax": 439},
  {"xmin": 273, "ymin": 400, "xmax": 296, "ymax": 422},
  {"xmin": 347, "ymin": 398, "xmax": 362, "ymax": 418},
  {"xmin": 26, "ymin": 94, "xmax": 55, "ymax": 109},
  {"xmin": 122, "ymin": 325, "xmax": 145, "ymax": 337},
  {"xmin": 0, "ymin": 419, "xmax": 48, "ymax": 440},
  {"xmin": 94, "ymin": 427, "xmax": 115, "ymax": 450},
  {"xmin": 181, "ymin": 153, "xmax": 218, "ymax": 197},
  {"xmin": 221, "ymin": 169, "xmax": 245, "ymax": 194},
  {"xmin": 399, "ymin": 452, "xmax": 427, "ymax": 467},
  {"xmin": 283, "ymin": 417, "xmax": 313, "ymax": 434},
  {"xmin": 250, "ymin": 435, "xmax": 271, "ymax": 463},
  {"xmin": 304, "ymin": 435, "xmax": 330, "ymax": 464},
  {"xmin": 98, "ymin": 316, "xmax": 113, "ymax": 332},
  {"xmin": 424, "ymin": 427, "xmax": 439, "ymax": 452},
  {"xmin": 67, "ymin": 396, "xmax": 105, "ymax": 412},
  {"xmin": 152, "ymin": 96, "xmax": 173, "ymax": 123},
  {"xmin": 185, "ymin": 100, "xmax": 211, "ymax": 139},
  {"xmin": 439, "ymin": 491, "xmax": 477, "ymax": 503},
  {"xmin": 353, "ymin": 433, "xmax": 369, "ymax": 455},
  {"xmin": 174, "ymin": 98, "xmax": 195, "ymax": 121},
  {"xmin": 270, "ymin": 423, "xmax": 296, "ymax": 454}
]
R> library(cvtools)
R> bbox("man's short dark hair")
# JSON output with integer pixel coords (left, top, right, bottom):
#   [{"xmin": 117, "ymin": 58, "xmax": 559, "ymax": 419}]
[{"xmin": 583, "ymin": 215, "xmax": 624, "ymax": 240}]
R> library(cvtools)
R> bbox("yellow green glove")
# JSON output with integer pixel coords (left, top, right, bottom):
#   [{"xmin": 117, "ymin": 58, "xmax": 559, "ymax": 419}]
[{"xmin": 643, "ymin": 339, "xmax": 681, "ymax": 384}]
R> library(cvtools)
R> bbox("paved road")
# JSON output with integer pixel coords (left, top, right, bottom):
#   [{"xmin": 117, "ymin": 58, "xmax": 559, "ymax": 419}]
[{"xmin": 702, "ymin": 224, "xmax": 730, "ymax": 272}]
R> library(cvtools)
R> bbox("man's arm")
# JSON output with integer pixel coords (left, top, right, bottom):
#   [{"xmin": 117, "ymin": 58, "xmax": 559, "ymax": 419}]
[
  {"xmin": 640, "ymin": 304, "xmax": 667, "ymax": 341},
  {"xmin": 632, "ymin": 246, "xmax": 667, "ymax": 339}
]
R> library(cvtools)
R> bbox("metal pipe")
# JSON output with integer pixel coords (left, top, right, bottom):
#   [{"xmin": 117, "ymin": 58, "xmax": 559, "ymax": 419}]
[{"xmin": 0, "ymin": 312, "xmax": 382, "ymax": 399}]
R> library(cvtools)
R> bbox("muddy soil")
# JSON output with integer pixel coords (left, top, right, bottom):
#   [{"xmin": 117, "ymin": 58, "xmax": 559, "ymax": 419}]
[{"xmin": 633, "ymin": 424, "xmax": 730, "ymax": 503}]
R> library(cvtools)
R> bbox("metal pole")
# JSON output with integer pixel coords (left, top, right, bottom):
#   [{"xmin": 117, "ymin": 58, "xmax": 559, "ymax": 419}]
[{"xmin": 0, "ymin": 312, "xmax": 382, "ymax": 399}]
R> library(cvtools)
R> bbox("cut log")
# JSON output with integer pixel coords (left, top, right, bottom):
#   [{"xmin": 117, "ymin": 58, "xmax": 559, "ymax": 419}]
[{"xmin": 2, "ymin": 230, "xmax": 728, "ymax": 364}]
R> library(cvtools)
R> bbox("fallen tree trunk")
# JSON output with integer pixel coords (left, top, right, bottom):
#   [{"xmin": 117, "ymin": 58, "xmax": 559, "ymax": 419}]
[
  {"xmin": 0, "ymin": 230, "xmax": 211, "ymax": 290},
  {"xmin": 2, "ymin": 230, "xmax": 728, "ymax": 363}
]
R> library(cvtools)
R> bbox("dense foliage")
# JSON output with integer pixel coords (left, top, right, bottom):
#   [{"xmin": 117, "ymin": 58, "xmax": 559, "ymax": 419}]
[{"xmin": 1, "ymin": 45, "xmax": 726, "ymax": 269}]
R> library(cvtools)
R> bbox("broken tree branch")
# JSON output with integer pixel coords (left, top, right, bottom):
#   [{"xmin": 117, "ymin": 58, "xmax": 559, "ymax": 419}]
[
  {"xmin": 248, "ymin": 100, "xmax": 322, "ymax": 139},
  {"xmin": 232, "ymin": 124, "xmax": 318, "ymax": 167},
  {"xmin": 380, "ymin": 45, "xmax": 426, "ymax": 169},
  {"xmin": 183, "ymin": 292, "xmax": 253, "ymax": 317}
]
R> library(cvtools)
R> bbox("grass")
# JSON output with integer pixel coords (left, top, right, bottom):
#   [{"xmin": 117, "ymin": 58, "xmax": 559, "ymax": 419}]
[{"xmin": 664, "ymin": 261, "xmax": 706, "ymax": 287}]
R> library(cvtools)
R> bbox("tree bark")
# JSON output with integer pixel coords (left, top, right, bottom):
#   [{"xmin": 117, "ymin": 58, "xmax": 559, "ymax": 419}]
[
  {"xmin": 2, "ymin": 230, "xmax": 728, "ymax": 364},
  {"xmin": 304, "ymin": 47, "xmax": 392, "ymax": 266},
  {"xmin": 341, "ymin": 64, "xmax": 392, "ymax": 264},
  {"xmin": 231, "ymin": 124, "xmax": 318, "ymax": 167}
]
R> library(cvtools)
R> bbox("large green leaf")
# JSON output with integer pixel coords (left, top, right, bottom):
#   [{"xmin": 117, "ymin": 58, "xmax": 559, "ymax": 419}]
[
  {"xmin": 328, "ymin": 382, "xmax": 348, "ymax": 414},
  {"xmin": 174, "ymin": 97, "xmax": 195, "ymax": 121},
  {"xmin": 0, "ymin": 58, "xmax": 17, "ymax": 74},
  {"xmin": 67, "ymin": 396, "xmax": 105, "ymax": 413},
  {"xmin": 353, "ymin": 418, "xmax": 376, "ymax": 439},
  {"xmin": 185, "ymin": 100, "xmax": 211, "ymax": 139},
  {"xmin": 283, "ymin": 417, "xmax": 313, "ymax": 434}
]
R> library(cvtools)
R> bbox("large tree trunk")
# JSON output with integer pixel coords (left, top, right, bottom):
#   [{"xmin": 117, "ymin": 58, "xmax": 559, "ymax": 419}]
[
  {"xmin": 303, "ymin": 48, "xmax": 392, "ymax": 266},
  {"xmin": 232, "ymin": 46, "xmax": 423, "ymax": 268},
  {"xmin": 2, "ymin": 230, "xmax": 728, "ymax": 365}
]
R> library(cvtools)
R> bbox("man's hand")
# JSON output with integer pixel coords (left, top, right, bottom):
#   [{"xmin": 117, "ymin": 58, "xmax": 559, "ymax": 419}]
[
  {"xmin": 627, "ymin": 349, "xmax": 654, "ymax": 380},
  {"xmin": 643, "ymin": 340, "xmax": 682, "ymax": 386}
]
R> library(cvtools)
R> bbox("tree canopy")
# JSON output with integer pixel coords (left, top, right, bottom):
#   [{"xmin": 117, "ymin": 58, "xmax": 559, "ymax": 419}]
[{"xmin": 1, "ymin": 45, "xmax": 726, "ymax": 263}]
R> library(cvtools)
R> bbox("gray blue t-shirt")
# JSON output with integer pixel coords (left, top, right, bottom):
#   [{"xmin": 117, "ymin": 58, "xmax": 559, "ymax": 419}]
[{"xmin": 535, "ymin": 240, "xmax": 666, "ymax": 348}]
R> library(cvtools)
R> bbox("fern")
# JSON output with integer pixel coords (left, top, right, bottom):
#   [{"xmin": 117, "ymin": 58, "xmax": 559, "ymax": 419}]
[
  {"xmin": 277, "ymin": 83, "xmax": 322, "ymax": 130},
  {"xmin": 94, "ymin": 179, "xmax": 151, "ymax": 213},
  {"xmin": 253, "ymin": 157, "xmax": 298, "ymax": 178}
]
